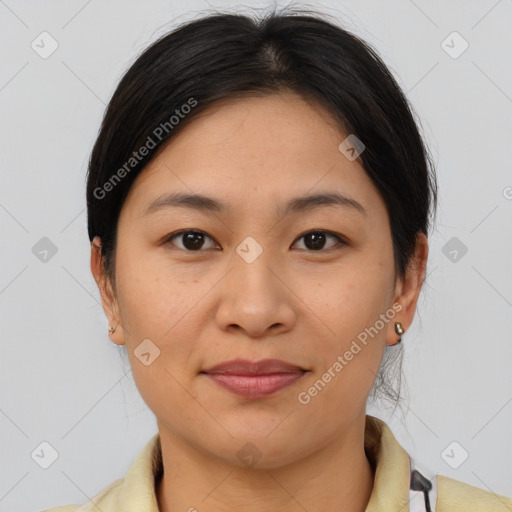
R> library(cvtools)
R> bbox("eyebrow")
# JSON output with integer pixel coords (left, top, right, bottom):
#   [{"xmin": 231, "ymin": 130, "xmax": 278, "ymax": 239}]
[{"xmin": 142, "ymin": 191, "xmax": 366, "ymax": 217}]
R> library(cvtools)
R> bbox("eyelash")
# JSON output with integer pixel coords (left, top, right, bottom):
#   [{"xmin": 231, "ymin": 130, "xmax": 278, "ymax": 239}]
[{"xmin": 162, "ymin": 229, "xmax": 348, "ymax": 253}]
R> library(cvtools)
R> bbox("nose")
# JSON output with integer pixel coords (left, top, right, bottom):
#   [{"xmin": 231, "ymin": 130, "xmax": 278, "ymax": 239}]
[{"xmin": 214, "ymin": 244, "xmax": 297, "ymax": 338}]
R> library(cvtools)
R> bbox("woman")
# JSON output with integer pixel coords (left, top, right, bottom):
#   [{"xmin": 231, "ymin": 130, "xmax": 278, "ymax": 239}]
[{"xmin": 45, "ymin": 8, "xmax": 512, "ymax": 512}]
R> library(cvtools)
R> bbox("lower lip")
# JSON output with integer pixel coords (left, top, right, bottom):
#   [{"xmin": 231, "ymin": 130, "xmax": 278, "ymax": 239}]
[{"xmin": 204, "ymin": 372, "xmax": 306, "ymax": 398}]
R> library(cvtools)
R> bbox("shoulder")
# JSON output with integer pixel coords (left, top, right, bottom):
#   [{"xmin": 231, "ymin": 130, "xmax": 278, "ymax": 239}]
[
  {"xmin": 41, "ymin": 507, "xmax": 80, "ymax": 512},
  {"xmin": 42, "ymin": 432, "xmax": 161, "ymax": 512},
  {"xmin": 437, "ymin": 474, "xmax": 512, "ymax": 511},
  {"xmin": 41, "ymin": 477, "xmax": 124, "ymax": 512}
]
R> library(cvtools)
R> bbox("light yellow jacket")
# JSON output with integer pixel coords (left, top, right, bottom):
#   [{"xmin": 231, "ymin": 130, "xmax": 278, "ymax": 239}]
[{"xmin": 43, "ymin": 415, "xmax": 512, "ymax": 512}]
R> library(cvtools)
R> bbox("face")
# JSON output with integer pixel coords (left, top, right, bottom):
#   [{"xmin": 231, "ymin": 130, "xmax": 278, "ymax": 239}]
[{"xmin": 92, "ymin": 91, "xmax": 427, "ymax": 468}]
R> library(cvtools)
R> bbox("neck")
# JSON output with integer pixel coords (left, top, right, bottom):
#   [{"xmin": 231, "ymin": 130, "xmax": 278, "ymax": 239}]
[{"xmin": 156, "ymin": 415, "xmax": 375, "ymax": 512}]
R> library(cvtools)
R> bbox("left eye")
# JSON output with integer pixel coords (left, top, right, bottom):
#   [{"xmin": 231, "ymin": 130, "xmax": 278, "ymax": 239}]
[
  {"xmin": 292, "ymin": 230, "xmax": 347, "ymax": 251},
  {"xmin": 163, "ymin": 229, "xmax": 347, "ymax": 252}
]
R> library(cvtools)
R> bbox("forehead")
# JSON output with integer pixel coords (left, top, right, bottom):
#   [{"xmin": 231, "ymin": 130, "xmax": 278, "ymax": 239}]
[
  {"xmin": 163, "ymin": 92, "xmax": 345, "ymax": 160},
  {"xmin": 121, "ymin": 92, "xmax": 381, "ymax": 218}
]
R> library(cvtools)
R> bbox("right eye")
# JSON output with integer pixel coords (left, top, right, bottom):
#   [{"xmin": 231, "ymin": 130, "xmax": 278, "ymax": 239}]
[{"xmin": 163, "ymin": 229, "xmax": 220, "ymax": 251}]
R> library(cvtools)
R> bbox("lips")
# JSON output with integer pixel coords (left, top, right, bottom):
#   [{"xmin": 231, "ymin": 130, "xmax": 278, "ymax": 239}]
[
  {"xmin": 202, "ymin": 358, "xmax": 306, "ymax": 375},
  {"xmin": 201, "ymin": 358, "xmax": 307, "ymax": 399}
]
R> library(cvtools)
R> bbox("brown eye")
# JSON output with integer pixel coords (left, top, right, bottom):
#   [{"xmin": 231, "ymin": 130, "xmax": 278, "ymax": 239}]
[
  {"xmin": 164, "ymin": 230, "xmax": 219, "ymax": 251},
  {"xmin": 292, "ymin": 230, "xmax": 347, "ymax": 252},
  {"xmin": 163, "ymin": 229, "xmax": 347, "ymax": 253}
]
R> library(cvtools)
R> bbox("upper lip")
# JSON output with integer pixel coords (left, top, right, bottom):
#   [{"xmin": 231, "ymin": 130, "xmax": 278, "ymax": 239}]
[{"xmin": 202, "ymin": 358, "xmax": 306, "ymax": 375}]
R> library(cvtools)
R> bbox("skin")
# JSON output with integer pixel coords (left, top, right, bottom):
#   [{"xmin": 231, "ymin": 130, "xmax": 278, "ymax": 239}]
[{"xmin": 91, "ymin": 91, "xmax": 428, "ymax": 512}]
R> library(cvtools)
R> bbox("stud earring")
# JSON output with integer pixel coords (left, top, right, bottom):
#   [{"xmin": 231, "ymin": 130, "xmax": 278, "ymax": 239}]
[
  {"xmin": 394, "ymin": 322, "xmax": 405, "ymax": 344},
  {"xmin": 108, "ymin": 325, "xmax": 116, "ymax": 335}
]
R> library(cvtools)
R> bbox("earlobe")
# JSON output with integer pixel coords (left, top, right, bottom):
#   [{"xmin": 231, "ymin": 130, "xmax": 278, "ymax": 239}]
[
  {"xmin": 386, "ymin": 233, "xmax": 429, "ymax": 346},
  {"xmin": 393, "ymin": 321, "xmax": 405, "ymax": 344},
  {"xmin": 90, "ymin": 237, "xmax": 126, "ymax": 346}
]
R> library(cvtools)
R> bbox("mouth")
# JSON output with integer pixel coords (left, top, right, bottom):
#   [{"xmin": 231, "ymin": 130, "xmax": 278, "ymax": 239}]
[{"xmin": 201, "ymin": 358, "xmax": 308, "ymax": 399}]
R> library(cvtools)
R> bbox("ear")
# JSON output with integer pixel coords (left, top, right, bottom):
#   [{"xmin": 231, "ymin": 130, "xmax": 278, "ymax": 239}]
[
  {"xmin": 386, "ymin": 232, "xmax": 429, "ymax": 346},
  {"xmin": 90, "ymin": 236, "xmax": 126, "ymax": 346}
]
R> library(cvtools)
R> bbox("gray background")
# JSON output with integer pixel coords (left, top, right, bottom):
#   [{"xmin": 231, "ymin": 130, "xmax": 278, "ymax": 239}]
[{"xmin": 0, "ymin": 0, "xmax": 511, "ymax": 510}]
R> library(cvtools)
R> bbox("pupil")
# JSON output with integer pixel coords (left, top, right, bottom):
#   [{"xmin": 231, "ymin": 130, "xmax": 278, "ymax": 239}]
[
  {"xmin": 306, "ymin": 232, "xmax": 325, "ymax": 250},
  {"xmin": 184, "ymin": 231, "xmax": 204, "ymax": 250}
]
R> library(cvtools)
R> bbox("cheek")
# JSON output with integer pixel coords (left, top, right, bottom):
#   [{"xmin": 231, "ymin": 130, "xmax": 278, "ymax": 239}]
[
  {"xmin": 304, "ymin": 252, "xmax": 394, "ymax": 382},
  {"xmin": 114, "ymin": 241, "xmax": 194, "ymax": 335},
  {"xmin": 115, "ymin": 252, "xmax": 204, "ymax": 418},
  {"xmin": 113, "ymin": 248, "xmax": 209, "ymax": 403},
  {"xmin": 312, "ymin": 252, "xmax": 394, "ymax": 332},
  {"xmin": 298, "ymin": 291, "xmax": 390, "ymax": 419}
]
